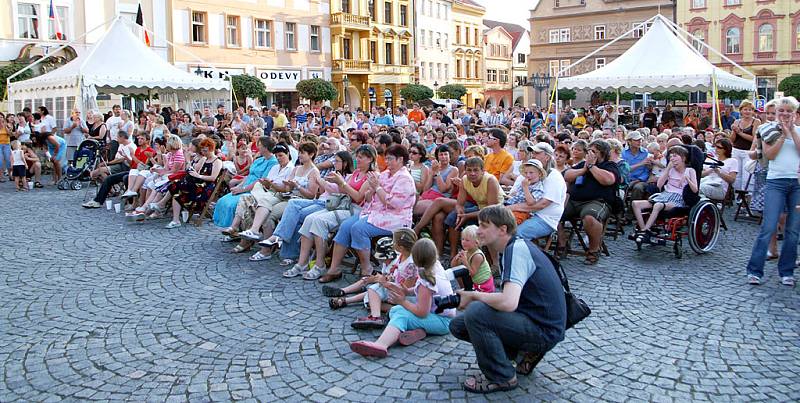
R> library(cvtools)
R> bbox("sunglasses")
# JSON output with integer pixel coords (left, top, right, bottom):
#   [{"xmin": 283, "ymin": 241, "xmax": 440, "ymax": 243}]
[{"xmin": 409, "ymin": 150, "xmax": 420, "ymax": 155}]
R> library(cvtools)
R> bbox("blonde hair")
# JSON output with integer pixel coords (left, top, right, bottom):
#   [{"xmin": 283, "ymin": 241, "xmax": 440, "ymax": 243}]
[
  {"xmin": 607, "ymin": 138, "xmax": 624, "ymax": 155},
  {"xmin": 156, "ymin": 115, "xmax": 165, "ymax": 125},
  {"xmin": 775, "ymin": 96, "xmax": 799, "ymax": 112},
  {"xmin": 464, "ymin": 145, "xmax": 486, "ymax": 159},
  {"xmin": 462, "ymin": 225, "xmax": 479, "ymax": 242},
  {"xmin": 10, "ymin": 140, "xmax": 21, "ymax": 150},
  {"xmin": 739, "ymin": 99, "xmax": 754, "ymax": 111},
  {"xmin": 646, "ymin": 142, "xmax": 660, "ymax": 153},
  {"xmin": 166, "ymin": 134, "xmax": 182, "ymax": 151},
  {"xmin": 393, "ymin": 228, "xmax": 418, "ymax": 255},
  {"xmin": 412, "ymin": 238, "xmax": 439, "ymax": 286}
]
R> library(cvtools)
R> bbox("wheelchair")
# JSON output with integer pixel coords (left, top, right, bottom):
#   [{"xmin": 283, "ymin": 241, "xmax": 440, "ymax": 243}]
[{"xmin": 628, "ymin": 144, "xmax": 722, "ymax": 258}]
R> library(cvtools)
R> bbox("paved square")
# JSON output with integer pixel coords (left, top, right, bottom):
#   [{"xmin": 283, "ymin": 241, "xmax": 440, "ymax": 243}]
[{"xmin": 1, "ymin": 184, "xmax": 798, "ymax": 402}]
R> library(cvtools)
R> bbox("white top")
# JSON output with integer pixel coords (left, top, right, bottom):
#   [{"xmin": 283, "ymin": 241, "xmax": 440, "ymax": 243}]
[
  {"xmin": 11, "ymin": 149, "xmax": 25, "ymax": 166},
  {"xmin": 703, "ymin": 157, "xmax": 739, "ymax": 192},
  {"xmin": 41, "ymin": 115, "xmax": 57, "ymax": 133},
  {"xmin": 537, "ymin": 169, "xmax": 567, "ymax": 230},
  {"xmin": 767, "ymin": 126, "xmax": 800, "ymax": 180},
  {"xmin": 115, "ymin": 141, "xmax": 137, "ymax": 162},
  {"xmin": 417, "ymin": 262, "xmax": 456, "ymax": 318},
  {"xmin": 265, "ymin": 162, "xmax": 295, "ymax": 187}
]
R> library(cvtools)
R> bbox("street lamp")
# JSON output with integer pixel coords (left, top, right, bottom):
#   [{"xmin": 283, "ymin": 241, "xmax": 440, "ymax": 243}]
[
  {"xmin": 342, "ymin": 74, "xmax": 350, "ymax": 106},
  {"xmin": 531, "ymin": 73, "xmax": 552, "ymax": 109},
  {"xmin": 433, "ymin": 81, "xmax": 439, "ymax": 98}
]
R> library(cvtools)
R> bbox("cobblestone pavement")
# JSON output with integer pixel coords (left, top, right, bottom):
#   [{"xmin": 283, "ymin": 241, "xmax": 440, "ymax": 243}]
[{"xmin": 1, "ymin": 182, "xmax": 798, "ymax": 402}]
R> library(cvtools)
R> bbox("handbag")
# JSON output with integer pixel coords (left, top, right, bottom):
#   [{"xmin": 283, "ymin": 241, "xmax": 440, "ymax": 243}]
[
  {"xmin": 543, "ymin": 252, "xmax": 591, "ymax": 330},
  {"xmin": 325, "ymin": 193, "xmax": 352, "ymax": 211}
]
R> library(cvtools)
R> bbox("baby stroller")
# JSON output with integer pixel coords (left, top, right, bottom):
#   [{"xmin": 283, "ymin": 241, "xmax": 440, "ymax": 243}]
[{"xmin": 58, "ymin": 139, "xmax": 102, "ymax": 190}]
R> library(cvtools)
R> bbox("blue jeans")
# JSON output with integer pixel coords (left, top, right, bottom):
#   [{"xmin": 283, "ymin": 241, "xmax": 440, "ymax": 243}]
[
  {"xmin": 516, "ymin": 214, "xmax": 555, "ymax": 240},
  {"xmin": 746, "ymin": 178, "xmax": 800, "ymax": 279},
  {"xmin": 0, "ymin": 144, "xmax": 10, "ymax": 171},
  {"xmin": 274, "ymin": 198, "xmax": 325, "ymax": 259},
  {"xmin": 449, "ymin": 301, "xmax": 557, "ymax": 383},
  {"xmin": 333, "ymin": 215, "xmax": 391, "ymax": 251}
]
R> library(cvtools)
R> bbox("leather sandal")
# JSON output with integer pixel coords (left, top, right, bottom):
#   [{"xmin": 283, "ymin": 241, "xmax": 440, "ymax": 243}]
[
  {"xmin": 516, "ymin": 351, "xmax": 545, "ymax": 375},
  {"xmin": 584, "ymin": 250, "xmax": 601, "ymax": 265},
  {"xmin": 318, "ymin": 271, "xmax": 343, "ymax": 283}
]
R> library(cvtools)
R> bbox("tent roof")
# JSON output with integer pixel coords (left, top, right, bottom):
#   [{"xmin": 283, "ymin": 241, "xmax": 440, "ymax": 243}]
[
  {"xmin": 557, "ymin": 16, "xmax": 754, "ymax": 93},
  {"xmin": 10, "ymin": 18, "xmax": 229, "ymax": 94}
]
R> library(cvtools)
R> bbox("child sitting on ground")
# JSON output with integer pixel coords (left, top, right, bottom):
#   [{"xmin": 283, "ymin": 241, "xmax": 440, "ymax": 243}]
[
  {"xmin": 504, "ymin": 159, "xmax": 546, "ymax": 224},
  {"xmin": 10, "ymin": 140, "xmax": 27, "ymax": 191},
  {"xmin": 448, "ymin": 225, "xmax": 494, "ymax": 293},
  {"xmin": 350, "ymin": 238, "xmax": 456, "ymax": 358},
  {"xmin": 324, "ymin": 229, "xmax": 419, "ymax": 330},
  {"xmin": 632, "ymin": 145, "xmax": 697, "ymax": 242}
]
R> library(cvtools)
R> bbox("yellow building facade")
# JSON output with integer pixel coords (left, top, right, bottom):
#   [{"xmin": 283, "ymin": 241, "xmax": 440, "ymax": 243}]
[
  {"xmin": 451, "ymin": 0, "xmax": 484, "ymax": 107},
  {"xmin": 330, "ymin": 0, "xmax": 415, "ymax": 110},
  {"xmin": 678, "ymin": 0, "xmax": 800, "ymax": 100},
  {"xmin": 482, "ymin": 25, "xmax": 513, "ymax": 108},
  {"xmin": 169, "ymin": 0, "xmax": 331, "ymax": 109}
]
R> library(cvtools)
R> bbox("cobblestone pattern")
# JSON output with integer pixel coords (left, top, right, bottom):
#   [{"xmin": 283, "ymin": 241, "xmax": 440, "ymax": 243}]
[{"xmin": 0, "ymin": 183, "xmax": 798, "ymax": 402}]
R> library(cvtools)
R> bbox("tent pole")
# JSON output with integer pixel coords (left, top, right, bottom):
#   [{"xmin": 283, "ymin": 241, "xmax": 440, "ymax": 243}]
[
  {"xmin": 615, "ymin": 89, "xmax": 620, "ymax": 127},
  {"xmin": 555, "ymin": 87, "xmax": 559, "ymax": 132}
]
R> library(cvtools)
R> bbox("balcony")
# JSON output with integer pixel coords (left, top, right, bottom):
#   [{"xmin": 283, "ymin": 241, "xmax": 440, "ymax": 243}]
[
  {"xmin": 333, "ymin": 59, "xmax": 372, "ymax": 74},
  {"xmin": 331, "ymin": 12, "xmax": 371, "ymax": 31}
]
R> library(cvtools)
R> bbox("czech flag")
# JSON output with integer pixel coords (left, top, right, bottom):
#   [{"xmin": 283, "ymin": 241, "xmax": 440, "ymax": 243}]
[
  {"xmin": 49, "ymin": 0, "xmax": 63, "ymax": 40},
  {"xmin": 136, "ymin": 4, "xmax": 151, "ymax": 46}
]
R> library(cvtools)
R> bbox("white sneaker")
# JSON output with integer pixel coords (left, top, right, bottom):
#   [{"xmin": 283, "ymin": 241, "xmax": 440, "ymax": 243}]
[
  {"xmin": 781, "ymin": 277, "xmax": 796, "ymax": 287},
  {"xmin": 121, "ymin": 190, "xmax": 138, "ymax": 198},
  {"xmin": 165, "ymin": 221, "xmax": 181, "ymax": 229},
  {"xmin": 82, "ymin": 201, "xmax": 102, "ymax": 208},
  {"xmin": 283, "ymin": 264, "xmax": 306, "ymax": 278}
]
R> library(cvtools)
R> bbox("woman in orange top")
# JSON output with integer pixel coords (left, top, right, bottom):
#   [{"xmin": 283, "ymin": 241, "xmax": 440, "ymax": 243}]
[{"xmin": 0, "ymin": 114, "xmax": 11, "ymax": 182}]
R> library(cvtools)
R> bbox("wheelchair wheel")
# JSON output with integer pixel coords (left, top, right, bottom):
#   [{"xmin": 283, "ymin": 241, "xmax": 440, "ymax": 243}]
[
  {"xmin": 688, "ymin": 201, "xmax": 720, "ymax": 254},
  {"xmin": 71, "ymin": 181, "xmax": 82, "ymax": 190}
]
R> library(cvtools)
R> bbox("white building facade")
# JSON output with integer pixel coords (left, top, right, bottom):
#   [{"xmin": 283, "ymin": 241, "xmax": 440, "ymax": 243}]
[{"xmin": 416, "ymin": 0, "xmax": 453, "ymax": 92}]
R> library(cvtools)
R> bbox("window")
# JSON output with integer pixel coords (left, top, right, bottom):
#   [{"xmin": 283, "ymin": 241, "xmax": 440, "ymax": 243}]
[
  {"xmin": 456, "ymin": 60, "xmax": 462, "ymax": 78},
  {"xmin": 310, "ymin": 25, "xmax": 320, "ymax": 52},
  {"xmin": 420, "ymin": 29, "xmax": 426, "ymax": 46},
  {"xmin": 500, "ymin": 70, "xmax": 509, "ymax": 83},
  {"xmin": 436, "ymin": 63, "xmax": 441, "ymax": 79},
  {"xmin": 444, "ymin": 64, "xmax": 448, "ymax": 80},
  {"xmin": 368, "ymin": 0, "xmax": 375, "ymax": 20},
  {"xmin": 691, "ymin": 29, "xmax": 704, "ymax": 53},
  {"xmin": 49, "ymin": 6, "xmax": 68, "ymax": 40},
  {"xmin": 466, "ymin": 61, "xmax": 471, "ymax": 78},
  {"xmin": 384, "ymin": 2, "xmax": 392, "ymax": 24},
  {"xmin": 18, "ymin": 3, "xmax": 40, "ymax": 39},
  {"xmin": 549, "ymin": 29, "xmax": 559, "ymax": 43},
  {"xmin": 254, "ymin": 19, "xmax": 272, "ymax": 48},
  {"xmin": 456, "ymin": 25, "xmax": 461, "ymax": 44},
  {"xmin": 796, "ymin": 24, "xmax": 800, "ymax": 51},
  {"xmin": 400, "ymin": 44, "xmax": 408, "ymax": 65},
  {"xmin": 595, "ymin": 57, "xmax": 605, "ymax": 70},
  {"xmin": 560, "ymin": 28, "xmax": 570, "ymax": 43},
  {"xmin": 594, "ymin": 25, "xmax": 605, "ymax": 40},
  {"xmin": 443, "ymin": 34, "xmax": 448, "ymax": 49},
  {"xmin": 550, "ymin": 28, "xmax": 570, "ymax": 43},
  {"xmin": 758, "ymin": 24, "xmax": 773, "ymax": 52},
  {"xmin": 385, "ymin": 42, "xmax": 393, "ymax": 64},
  {"xmin": 285, "ymin": 22, "xmax": 296, "ymax": 50},
  {"xmin": 342, "ymin": 37, "xmax": 352, "ymax": 59},
  {"xmin": 429, "ymin": 31, "xmax": 433, "ymax": 47},
  {"xmin": 369, "ymin": 41, "xmax": 377, "ymax": 62},
  {"xmin": 473, "ymin": 60, "xmax": 479, "ymax": 78},
  {"xmin": 474, "ymin": 28, "xmax": 478, "ymax": 46},
  {"xmin": 437, "ymin": 33, "xmax": 442, "ymax": 48},
  {"xmin": 421, "ymin": 63, "xmax": 426, "ymax": 80},
  {"xmin": 549, "ymin": 61, "xmax": 559, "ymax": 77},
  {"xmin": 757, "ymin": 76, "xmax": 776, "ymax": 100},
  {"xmin": 517, "ymin": 53, "xmax": 525, "ymax": 64},
  {"xmin": 487, "ymin": 69, "xmax": 497, "ymax": 82},
  {"xmin": 691, "ymin": 0, "xmax": 705, "ymax": 9},
  {"xmin": 560, "ymin": 59, "xmax": 570, "ymax": 76},
  {"xmin": 341, "ymin": 0, "xmax": 351, "ymax": 13},
  {"xmin": 191, "ymin": 11, "xmax": 207, "ymax": 44},
  {"xmin": 725, "ymin": 0, "xmax": 740, "ymax": 5},
  {"xmin": 400, "ymin": 5, "xmax": 407, "ymax": 27},
  {"xmin": 725, "ymin": 27, "xmax": 740, "ymax": 54},
  {"xmin": 226, "ymin": 15, "xmax": 240, "ymax": 47}
]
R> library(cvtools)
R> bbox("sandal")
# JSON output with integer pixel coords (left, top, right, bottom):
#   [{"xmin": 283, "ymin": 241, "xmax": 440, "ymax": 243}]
[
  {"xmin": 279, "ymin": 258, "xmax": 295, "ymax": 267},
  {"xmin": 221, "ymin": 227, "xmax": 237, "ymax": 236},
  {"xmin": 329, "ymin": 297, "xmax": 347, "ymax": 310},
  {"xmin": 322, "ymin": 285, "xmax": 345, "ymax": 297},
  {"xmin": 516, "ymin": 351, "xmax": 545, "ymax": 375},
  {"xmin": 302, "ymin": 265, "xmax": 324, "ymax": 280},
  {"xmin": 398, "ymin": 329, "xmax": 426, "ymax": 346},
  {"xmin": 318, "ymin": 271, "xmax": 343, "ymax": 284},
  {"xmin": 283, "ymin": 264, "xmax": 306, "ymax": 278},
  {"xmin": 248, "ymin": 250, "xmax": 271, "ymax": 260},
  {"xmin": 239, "ymin": 230, "xmax": 262, "ymax": 241},
  {"xmin": 463, "ymin": 375, "xmax": 518, "ymax": 394},
  {"xmin": 349, "ymin": 341, "xmax": 388, "ymax": 358},
  {"xmin": 34, "ymin": 182, "xmax": 44, "ymax": 188},
  {"xmin": 584, "ymin": 250, "xmax": 601, "ymax": 265}
]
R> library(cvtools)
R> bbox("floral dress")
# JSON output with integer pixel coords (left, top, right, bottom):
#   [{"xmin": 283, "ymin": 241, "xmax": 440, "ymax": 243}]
[{"xmin": 168, "ymin": 160, "xmax": 220, "ymax": 211}]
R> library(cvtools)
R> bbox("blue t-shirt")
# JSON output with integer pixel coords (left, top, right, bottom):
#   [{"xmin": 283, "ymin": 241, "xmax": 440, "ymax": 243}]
[
  {"xmin": 373, "ymin": 115, "xmax": 394, "ymax": 126},
  {"xmin": 622, "ymin": 147, "xmax": 650, "ymax": 182}
]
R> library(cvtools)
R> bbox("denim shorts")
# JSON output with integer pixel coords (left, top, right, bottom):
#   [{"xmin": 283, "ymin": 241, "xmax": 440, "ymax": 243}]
[{"xmin": 444, "ymin": 202, "xmax": 479, "ymax": 228}]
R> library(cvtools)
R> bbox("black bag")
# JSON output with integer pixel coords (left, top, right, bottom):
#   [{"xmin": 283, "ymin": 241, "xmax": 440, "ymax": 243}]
[{"xmin": 543, "ymin": 252, "xmax": 591, "ymax": 329}]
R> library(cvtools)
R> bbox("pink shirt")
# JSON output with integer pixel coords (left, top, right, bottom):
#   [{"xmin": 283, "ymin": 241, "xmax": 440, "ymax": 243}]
[{"xmin": 362, "ymin": 166, "xmax": 416, "ymax": 231}]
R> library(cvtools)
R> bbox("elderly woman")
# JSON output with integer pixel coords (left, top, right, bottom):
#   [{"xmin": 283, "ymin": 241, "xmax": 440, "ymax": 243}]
[
  {"xmin": 500, "ymin": 139, "xmax": 533, "ymax": 186},
  {"xmin": 86, "ymin": 110, "xmax": 107, "ymax": 147},
  {"xmin": 165, "ymin": 138, "xmax": 223, "ymax": 229},
  {"xmin": 319, "ymin": 145, "xmax": 417, "ymax": 283},
  {"xmin": 215, "ymin": 137, "xmax": 277, "ymax": 230},
  {"xmin": 746, "ymin": 97, "xmax": 799, "ymax": 287},
  {"xmin": 700, "ymin": 138, "xmax": 737, "ymax": 200},
  {"xmin": 512, "ymin": 142, "xmax": 567, "ymax": 240}
]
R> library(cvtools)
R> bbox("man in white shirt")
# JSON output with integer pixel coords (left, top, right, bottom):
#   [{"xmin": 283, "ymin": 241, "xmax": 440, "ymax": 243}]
[
  {"xmin": 393, "ymin": 107, "xmax": 409, "ymax": 127},
  {"xmin": 90, "ymin": 131, "xmax": 136, "ymax": 181},
  {"xmin": 62, "ymin": 108, "xmax": 89, "ymax": 162},
  {"xmin": 105, "ymin": 104, "xmax": 123, "ymax": 142}
]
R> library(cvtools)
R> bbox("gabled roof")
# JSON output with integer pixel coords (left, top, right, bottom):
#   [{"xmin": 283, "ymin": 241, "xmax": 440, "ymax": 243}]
[
  {"xmin": 456, "ymin": 0, "xmax": 485, "ymax": 10},
  {"xmin": 483, "ymin": 19, "xmax": 528, "ymax": 49}
]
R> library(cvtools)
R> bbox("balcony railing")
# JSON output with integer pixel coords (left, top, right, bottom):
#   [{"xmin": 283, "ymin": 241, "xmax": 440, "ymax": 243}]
[
  {"xmin": 331, "ymin": 12, "xmax": 370, "ymax": 29},
  {"xmin": 333, "ymin": 59, "xmax": 372, "ymax": 73}
]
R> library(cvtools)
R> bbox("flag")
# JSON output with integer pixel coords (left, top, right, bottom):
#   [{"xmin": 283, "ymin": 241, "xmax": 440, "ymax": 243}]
[
  {"xmin": 135, "ymin": 4, "xmax": 151, "ymax": 46},
  {"xmin": 49, "ymin": 0, "xmax": 63, "ymax": 40}
]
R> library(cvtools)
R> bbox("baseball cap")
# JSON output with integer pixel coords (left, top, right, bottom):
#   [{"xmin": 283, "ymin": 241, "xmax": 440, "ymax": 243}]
[
  {"xmin": 530, "ymin": 142, "xmax": 555, "ymax": 156},
  {"xmin": 626, "ymin": 131, "xmax": 643, "ymax": 141}
]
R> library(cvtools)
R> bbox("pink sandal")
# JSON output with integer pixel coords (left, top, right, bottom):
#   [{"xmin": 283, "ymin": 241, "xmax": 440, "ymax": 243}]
[{"xmin": 350, "ymin": 341, "xmax": 388, "ymax": 358}]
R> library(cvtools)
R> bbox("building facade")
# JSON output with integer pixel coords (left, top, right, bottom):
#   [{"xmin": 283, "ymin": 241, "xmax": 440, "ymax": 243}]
[
  {"xmin": 484, "ymin": 19, "xmax": 530, "ymax": 107},
  {"xmin": 416, "ymin": 0, "xmax": 453, "ymax": 93},
  {"xmin": 451, "ymin": 0, "xmax": 484, "ymax": 107},
  {"xmin": 170, "ymin": 0, "xmax": 331, "ymax": 110},
  {"xmin": 482, "ymin": 25, "xmax": 512, "ymax": 108},
  {"xmin": 330, "ymin": 0, "xmax": 414, "ymax": 110},
  {"xmin": 528, "ymin": 0, "xmax": 674, "ymax": 106},
  {"xmin": 678, "ymin": 0, "xmax": 800, "ymax": 101},
  {"xmin": 2, "ymin": 0, "xmax": 169, "ymax": 115}
]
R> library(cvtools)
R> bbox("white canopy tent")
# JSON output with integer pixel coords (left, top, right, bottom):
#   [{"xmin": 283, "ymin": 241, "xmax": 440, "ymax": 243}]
[
  {"xmin": 554, "ymin": 14, "xmax": 756, "ymax": 129},
  {"xmin": 7, "ymin": 17, "xmax": 230, "ymax": 116}
]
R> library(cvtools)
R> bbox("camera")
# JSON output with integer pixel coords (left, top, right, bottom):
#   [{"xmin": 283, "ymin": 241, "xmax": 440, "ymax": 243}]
[{"xmin": 433, "ymin": 294, "xmax": 461, "ymax": 314}]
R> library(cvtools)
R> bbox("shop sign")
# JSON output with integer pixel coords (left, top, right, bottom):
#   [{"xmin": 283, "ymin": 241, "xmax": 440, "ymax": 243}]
[
  {"xmin": 258, "ymin": 69, "xmax": 302, "ymax": 90},
  {"xmin": 193, "ymin": 67, "xmax": 245, "ymax": 79}
]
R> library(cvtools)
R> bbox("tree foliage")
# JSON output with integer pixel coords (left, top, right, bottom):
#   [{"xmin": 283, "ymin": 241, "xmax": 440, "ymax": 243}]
[
  {"xmin": 399, "ymin": 84, "xmax": 433, "ymax": 102},
  {"xmin": 0, "ymin": 63, "xmax": 34, "ymax": 100},
  {"xmin": 296, "ymin": 78, "xmax": 338, "ymax": 102},
  {"xmin": 230, "ymin": 75, "xmax": 266, "ymax": 106},
  {"xmin": 557, "ymin": 89, "xmax": 576, "ymax": 101},
  {"xmin": 717, "ymin": 89, "xmax": 750, "ymax": 101},
  {"xmin": 778, "ymin": 75, "xmax": 800, "ymax": 99},
  {"xmin": 651, "ymin": 92, "xmax": 689, "ymax": 102},
  {"xmin": 600, "ymin": 91, "xmax": 635, "ymax": 102},
  {"xmin": 436, "ymin": 84, "xmax": 467, "ymax": 100}
]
